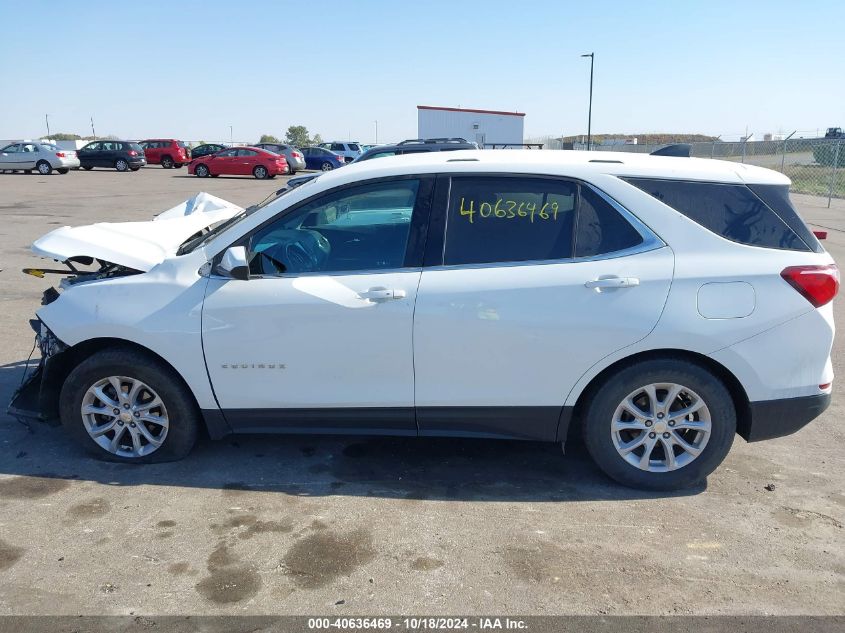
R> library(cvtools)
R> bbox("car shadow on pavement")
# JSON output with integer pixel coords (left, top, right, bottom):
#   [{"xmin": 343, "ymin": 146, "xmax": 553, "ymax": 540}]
[{"xmin": 0, "ymin": 359, "xmax": 704, "ymax": 502}]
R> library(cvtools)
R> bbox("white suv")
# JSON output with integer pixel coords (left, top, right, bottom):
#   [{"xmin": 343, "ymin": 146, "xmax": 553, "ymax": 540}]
[
  {"xmin": 319, "ymin": 141, "xmax": 363, "ymax": 163},
  {"xmin": 10, "ymin": 151, "xmax": 837, "ymax": 490}
]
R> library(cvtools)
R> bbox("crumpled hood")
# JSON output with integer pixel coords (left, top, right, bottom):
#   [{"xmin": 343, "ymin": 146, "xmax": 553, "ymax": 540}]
[{"xmin": 31, "ymin": 192, "xmax": 243, "ymax": 272}]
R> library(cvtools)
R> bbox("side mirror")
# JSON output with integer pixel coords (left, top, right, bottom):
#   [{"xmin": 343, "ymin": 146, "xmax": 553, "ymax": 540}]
[{"xmin": 217, "ymin": 246, "xmax": 250, "ymax": 280}]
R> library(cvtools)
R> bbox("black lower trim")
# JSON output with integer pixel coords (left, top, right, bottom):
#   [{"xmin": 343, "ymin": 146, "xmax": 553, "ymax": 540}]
[
  {"xmin": 416, "ymin": 406, "xmax": 561, "ymax": 441},
  {"xmin": 221, "ymin": 407, "xmax": 416, "ymax": 436},
  {"xmin": 742, "ymin": 393, "xmax": 831, "ymax": 442}
]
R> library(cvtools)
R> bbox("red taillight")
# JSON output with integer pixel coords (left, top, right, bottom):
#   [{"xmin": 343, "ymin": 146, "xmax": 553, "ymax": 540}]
[
  {"xmin": 55, "ymin": 152, "xmax": 66, "ymax": 158},
  {"xmin": 813, "ymin": 230, "xmax": 828, "ymax": 240},
  {"xmin": 293, "ymin": 151, "xmax": 303, "ymax": 158},
  {"xmin": 336, "ymin": 155, "xmax": 343, "ymax": 161},
  {"xmin": 128, "ymin": 150, "xmax": 138, "ymax": 156},
  {"xmin": 781, "ymin": 264, "xmax": 839, "ymax": 307}
]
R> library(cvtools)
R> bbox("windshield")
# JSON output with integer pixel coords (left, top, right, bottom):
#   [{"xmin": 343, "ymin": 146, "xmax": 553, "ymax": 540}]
[{"xmin": 176, "ymin": 185, "xmax": 296, "ymax": 255}]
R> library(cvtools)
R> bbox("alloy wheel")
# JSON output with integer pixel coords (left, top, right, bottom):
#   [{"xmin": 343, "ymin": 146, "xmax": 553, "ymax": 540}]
[
  {"xmin": 81, "ymin": 376, "xmax": 169, "ymax": 458},
  {"xmin": 611, "ymin": 382, "xmax": 711, "ymax": 472}
]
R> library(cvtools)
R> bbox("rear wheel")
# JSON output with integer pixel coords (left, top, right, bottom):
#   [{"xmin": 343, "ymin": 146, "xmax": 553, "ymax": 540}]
[
  {"xmin": 161, "ymin": 156, "xmax": 174, "ymax": 169},
  {"xmin": 59, "ymin": 348, "xmax": 200, "ymax": 463},
  {"xmin": 195, "ymin": 164, "xmax": 210, "ymax": 178},
  {"xmin": 581, "ymin": 359, "xmax": 736, "ymax": 490},
  {"xmin": 36, "ymin": 160, "xmax": 52, "ymax": 175},
  {"xmin": 321, "ymin": 161, "xmax": 333, "ymax": 171},
  {"xmin": 253, "ymin": 165, "xmax": 269, "ymax": 179},
  {"xmin": 82, "ymin": 165, "xmax": 93, "ymax": 170},
  {"xmin": 130, "ymin": 166, "xmax": 140, "ymax": 172},
  {"xmin": 57, "ymin": 168, "xmax": 69, "ymax": 175},
  {"xmin": 115, "ymin": 159, "xmax": 129, "ymax": 172}
]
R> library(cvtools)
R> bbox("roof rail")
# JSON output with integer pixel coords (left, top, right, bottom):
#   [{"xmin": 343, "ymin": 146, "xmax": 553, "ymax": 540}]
[
  {"xmin": 650, "ymin": 143, "xmax": 691, "ymax": 157},
  {"xmin": 397, "ymin": 137, "xmax": 470, "ymax": 145}
]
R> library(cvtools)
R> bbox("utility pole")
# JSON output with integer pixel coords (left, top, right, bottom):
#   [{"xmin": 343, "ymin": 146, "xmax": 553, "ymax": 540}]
[
  {"xmin": 90, "ymin": 117, "xmax": 96, "ymax": 139},
  {"xmin": 229, "ymin": 126, "xmax": 233, "ymax": 144},
  {"xmin": 581, "ymin": 53, "xmax": 594, "ymax": 150},
  {"xmin": 45, "ymin": 114, "xmax": 51, "ymax": 139}
]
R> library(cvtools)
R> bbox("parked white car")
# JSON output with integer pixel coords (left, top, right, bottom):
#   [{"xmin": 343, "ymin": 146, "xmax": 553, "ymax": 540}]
[
  {"xmin": 0, "ymin": 141, "xmax": 80, "ymax": 174},
  {"xmin": 10, "ymin": 151, "xmax": 837, "ymax": 490},
  {"xmin": 319, "ymin": 141, "xmax": 363, "ymax": 163}
]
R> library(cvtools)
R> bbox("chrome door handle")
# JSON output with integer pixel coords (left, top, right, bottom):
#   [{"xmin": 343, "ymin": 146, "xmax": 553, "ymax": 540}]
[
  {"xmin": 359, "ymin": 287, "xmax": 407, "ymax": 302},
  {"xmin": 585, "ymin": 277, "xmax": 640, "ymax": 289}
]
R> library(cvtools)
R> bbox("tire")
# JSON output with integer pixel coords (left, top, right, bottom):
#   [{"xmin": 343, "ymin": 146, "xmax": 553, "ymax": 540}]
[
  {"xmin": 59, "ymin": 347, "xmax": 200, "ymax": 463},
  {"xmin": 161, "ymin": 156, "xmax": 174, "ymax": 169},
  {"xmin": 211, "ymin": 174, "xmax": 219, "ymax": 178},
  {"xmin": 289, "ymin": 169, "xmax": 296, "ymax": 176},
  {"xmin": 321, "ymin": 161, "xmax": 333, "ymax": 171},
  {"xmin": 24, "ymin": 170, "xmax": 32, "ymax": 174},
  {"xmin": 195, "ymin": 164, "xmax": 210, "ymax": 178},
  {"xmin": 130, "ymin": 167, "xmax": 140, "ymax": 172},
  {"xmin": 581, "ymin": 358, "xmax": 736, "ymax": 491},
  {"xmin": 57, "ymin": 168, "xmax": 69, "ymax": 175},
  {"xmin": 36, "ymin": 160, "xmax": 52, "ymax": 175},
  {"xmin": 253, "ymin": 165, "xmax": 269, "ymax": 179},
  {"xmin": 174, "ymin": 163, "xmax": 183, "ymax": 169},
  {"xmin": 82, "ymin": 165, "xmax": 93, "ymax": 170},
  {"xmin": 115, "ymin": 159, "xmax": 129, "ymax": 172}
]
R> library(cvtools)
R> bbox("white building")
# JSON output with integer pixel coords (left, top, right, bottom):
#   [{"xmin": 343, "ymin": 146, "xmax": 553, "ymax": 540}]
[{"xmin": 417, "ymin": 105, "xmax": 525, "ymax": 147}]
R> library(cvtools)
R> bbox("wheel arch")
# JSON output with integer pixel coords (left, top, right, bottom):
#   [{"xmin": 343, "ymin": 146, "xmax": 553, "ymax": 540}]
[
  {"xmin": 42, "ymin": 337, "xmax": 227, "ymax": 440},
  {"xmin": 563, "ymin": 348, "xmax": 752, "ymax": 443}
]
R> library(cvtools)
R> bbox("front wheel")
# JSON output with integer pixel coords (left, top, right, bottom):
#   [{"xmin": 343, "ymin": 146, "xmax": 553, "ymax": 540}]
[
  {"xmin": 321, "ymin": 161, "xmax": 333, "ymax": 171},
  {"xmin": 582, "ymin": 359, "xmax": 736, "ymax": 490},
  {"xmin": 195, "ymin": 164, "xmax": 210, "ymax": 178},
  {"xmin": 59, "ymin": 348, "xmax": 199, "ymax": 463},
  {"xmin": 174, "ymin": 163, "xmax": 183, "ymax": 169},
  {"xmin": 253, "ymin": 165, "xmax": 269, "ymax": 179},
  {"xmin": 115, "ymin": 159, "xmax": 129, "ymax": 172},
  {"xmin": 82, "ymin": 165, "xmax": 93, "ymax": 170},
  {"xmin": 37, "ymin": 161, "xmax": 52, "ymax": 175}
]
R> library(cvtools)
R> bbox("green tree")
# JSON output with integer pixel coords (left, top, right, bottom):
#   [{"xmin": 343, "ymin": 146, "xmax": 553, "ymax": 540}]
[
  {"xmin": 285, "ymin": 125, "xmax": 313, "ymax": 148},
  {"xmin": 51, "ymin": 132, "xmax": 82, "ymax": 141},
  {"xmin": 311, "ymin": 133, "xmax": 323, "ymax": 146},
  {"xmin": 259, "ymin": 133, "xmax": 280, "ymax": 143}
]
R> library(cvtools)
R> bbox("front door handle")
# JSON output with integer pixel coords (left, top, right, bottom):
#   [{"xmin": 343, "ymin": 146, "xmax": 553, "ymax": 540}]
[
  {"xmin": 585, "ymin": 276, "xmax": 640, "ymax": 289},
  {"xmin": 359, "ymin": 287, "xmax": 407, "ymax": 302}
]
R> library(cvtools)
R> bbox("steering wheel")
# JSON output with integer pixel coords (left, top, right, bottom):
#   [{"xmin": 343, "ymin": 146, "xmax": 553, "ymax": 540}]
[{"xmin": 257, "ymin": 229, "xmax": 330, "ymax": 274}]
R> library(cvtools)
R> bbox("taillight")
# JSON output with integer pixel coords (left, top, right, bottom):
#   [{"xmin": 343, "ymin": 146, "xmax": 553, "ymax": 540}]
[
  {"xmin": 781, "ymin": 264, "xmax": 839, "ymax": 307},
  {"xmin": 55, "ymin": 152, "xmax": 66, "ymax": 158},
  {"xmin": 336, "ymin": 155, "xmax": 343, "ymax": 161},
  {"xmin": 128, "ymin": 150, "xmax": 138, "ymax": 156},
  {"xmin": 293, "ymin": 151, "xmax": 303, "ymax": 158}
]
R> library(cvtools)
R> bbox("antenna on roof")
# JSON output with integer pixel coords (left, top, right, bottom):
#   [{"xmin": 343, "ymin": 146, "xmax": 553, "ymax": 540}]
[{"xmin": 650, "ymin": 144, "xmax": 691, "ymax": 157}]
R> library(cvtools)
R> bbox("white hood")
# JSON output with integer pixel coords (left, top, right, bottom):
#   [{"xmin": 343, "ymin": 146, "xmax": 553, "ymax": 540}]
[{"xmin": 31, "ymin": 192, "xmax": 243, "ymax": 272}]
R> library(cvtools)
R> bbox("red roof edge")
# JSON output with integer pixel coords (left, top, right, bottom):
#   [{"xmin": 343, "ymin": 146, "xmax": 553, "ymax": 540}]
[{"xmin": 417, "ymin": 105, "xmax": 526, "ymax": 117}]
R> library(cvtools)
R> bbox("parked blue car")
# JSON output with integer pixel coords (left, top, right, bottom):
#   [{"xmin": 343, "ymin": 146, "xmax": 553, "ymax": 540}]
[{"xmin": 300, "ymin": 146, "xmax": 345, "ymax": 171}]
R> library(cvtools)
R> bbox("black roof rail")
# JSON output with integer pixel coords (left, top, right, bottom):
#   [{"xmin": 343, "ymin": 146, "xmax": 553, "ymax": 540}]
[
  {"xmin": 650, "ymin": 143, "xmax": 691, "ymax": 157},
  {"xmin": 397, "ymin": 137, "xmax": 470, "ymax": 145}
]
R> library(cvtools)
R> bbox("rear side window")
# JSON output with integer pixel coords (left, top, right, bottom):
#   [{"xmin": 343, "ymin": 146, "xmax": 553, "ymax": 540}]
[
  {"xmin": 748, "ymin": 184, "xmax": 822, "ymax": 253},
  {"xmin": 348, "ymin": 143, "xmax": 360, "ymax": 151},
  {"xmin": 575, "ymin": 187, "xmax": 643, "ymax": 257},
  {"xmin": 625, "ymin": 178, "xmax": 811, "ymax": 252},
  {"xmin": 443, "ymin": 177, "xmax": 577, "ymax": 265}
]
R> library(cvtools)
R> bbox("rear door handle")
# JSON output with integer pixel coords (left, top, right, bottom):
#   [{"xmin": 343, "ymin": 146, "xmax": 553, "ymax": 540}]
[
  {"xmin": 359, "ymin": 287, "xmax": 407, "ymax": 302},
  {"xmin": 585, "ymin": 276, "xmax": 640, "ymax": 289}
]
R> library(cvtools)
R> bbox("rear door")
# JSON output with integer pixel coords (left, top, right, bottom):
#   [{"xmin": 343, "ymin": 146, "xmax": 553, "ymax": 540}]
[{"xmin": 413, "ymin": 174, "xmax": 674, "ymax": 440}]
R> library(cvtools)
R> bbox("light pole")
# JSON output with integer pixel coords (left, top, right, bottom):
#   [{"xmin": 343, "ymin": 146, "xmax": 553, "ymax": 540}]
[
  {"xmin": 229, "ymin": 126, "xmax": 233, "ymax": 144},
  {"xmin": 45, "ymin": 114, "xmax": 51, "ymax": 139},
  {"xmin": 581, "ymin": 52, "xmax": 594, "ymax": 150},
  {"xmin": 374, "ymin": 120, "xmax": 378, "ymax": 144}
]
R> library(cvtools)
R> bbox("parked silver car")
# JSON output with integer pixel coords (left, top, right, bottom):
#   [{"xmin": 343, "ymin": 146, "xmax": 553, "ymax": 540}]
[
  {"xmin": 253, "ymin": 143, "xmax": 306, "ymax": 174},
  {"xmin": 0, "ymin": 142, "xmax": 80, "ymax": 174}
]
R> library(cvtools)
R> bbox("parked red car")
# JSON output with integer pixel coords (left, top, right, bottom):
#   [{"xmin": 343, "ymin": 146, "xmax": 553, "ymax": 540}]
[
  {"xmin": 139, "ymin": 139, "xmax": 191, "ymax": 168},
  {"xmin": 188, "ymin": 146, "xmax": 288, "ymax": 179}
]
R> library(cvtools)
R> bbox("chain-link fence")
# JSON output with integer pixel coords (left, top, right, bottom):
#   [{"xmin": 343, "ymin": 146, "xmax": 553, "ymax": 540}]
[{"xmin": 525, "ymin": 135, "xmax": 845, "ymax": 206}]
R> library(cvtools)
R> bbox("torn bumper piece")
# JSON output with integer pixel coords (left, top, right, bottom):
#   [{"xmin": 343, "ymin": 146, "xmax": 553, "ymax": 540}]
[{"xmin": 7, "ymin": 319, "xmax": 68, "ymax": 424}]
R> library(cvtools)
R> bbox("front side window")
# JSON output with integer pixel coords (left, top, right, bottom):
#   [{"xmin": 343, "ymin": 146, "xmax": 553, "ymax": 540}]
[
  {"xmin": 83, "ymin": 142, "xmax": 100, "ymax": 151},
  {"xmin": 331, "ymin": 143, "xmax": 344, "ymax": 151},
  {"xmin": 625, "ymin": 177, "xmax": 810, "ymax": 251},
  {"xmin": 1, "ymin": 144, "xmax": 20, "ymax": 153},
  {"xmin": 348, "ymin": 143, "xmax": 360, "ymax": 151},
  {"xmin": 248, "ymin": 179, "xmax": 420, "ymax": 276},
  {"xmin": 443, "ymin": 177, "xmax": 577, "ymax": 265}
]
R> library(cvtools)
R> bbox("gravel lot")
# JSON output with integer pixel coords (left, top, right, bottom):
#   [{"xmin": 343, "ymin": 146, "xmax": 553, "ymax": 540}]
[{"xmin": 0, "ymin": 168, "xmax": 843, "ymax": 616}]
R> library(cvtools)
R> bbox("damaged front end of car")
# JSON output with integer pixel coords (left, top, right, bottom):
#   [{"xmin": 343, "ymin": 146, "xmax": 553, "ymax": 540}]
[{"xmin": 8, "ymin": 310, "xmax": 71, "ymax": 425}]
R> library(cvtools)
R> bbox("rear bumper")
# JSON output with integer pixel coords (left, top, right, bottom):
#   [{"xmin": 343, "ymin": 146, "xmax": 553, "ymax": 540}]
[{"xmin": 742, "ymin": 393, "xmax": 831, "ymax": 442}]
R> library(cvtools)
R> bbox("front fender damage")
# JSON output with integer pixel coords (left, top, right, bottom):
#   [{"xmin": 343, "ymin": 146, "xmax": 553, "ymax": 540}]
[{"xmin": 7, "ymin": 317, "xmax": 70, "ymax": 425}]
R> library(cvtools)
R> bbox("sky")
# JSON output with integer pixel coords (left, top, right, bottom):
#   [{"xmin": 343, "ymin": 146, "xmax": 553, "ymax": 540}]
[{"xmin": 2, "ymin": 1, "xmax": 843, "ymax": 144}]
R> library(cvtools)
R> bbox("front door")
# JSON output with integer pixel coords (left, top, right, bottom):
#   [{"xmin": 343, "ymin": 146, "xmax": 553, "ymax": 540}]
[
  {"xmin": 0, "ymin": 143, "xmax": 22, "ymax": 170},
  {"xmin": 413, "ymin": 175, "xmax": 674, "ymax": 441},
  {"xmin": 202, "ymin": 176, "xmax": 433, "ymax": 434}
]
